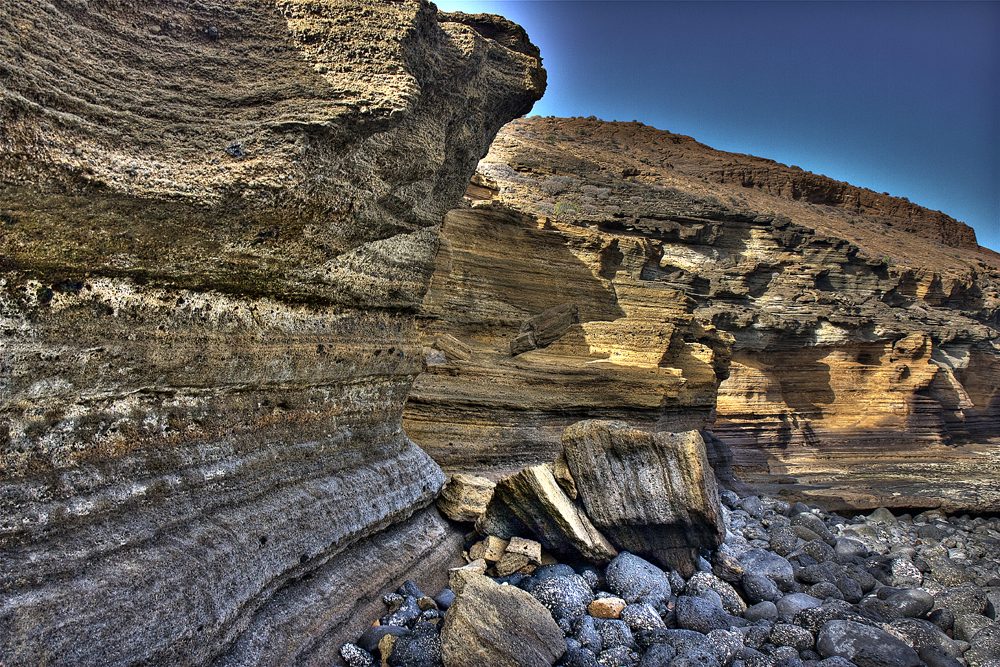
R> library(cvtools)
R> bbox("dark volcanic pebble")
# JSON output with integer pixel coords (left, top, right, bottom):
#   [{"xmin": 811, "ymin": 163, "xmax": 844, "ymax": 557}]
[
  {"xmin": 605, "ymin": 552, "xmax": 672, "ymax": 606},
  {"xmin": 532, "ymin": 574, "xmax": 595, "ymax": 620}
]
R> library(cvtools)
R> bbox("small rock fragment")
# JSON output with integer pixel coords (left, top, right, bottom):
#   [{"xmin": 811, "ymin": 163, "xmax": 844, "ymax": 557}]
[{"xmin": 589, "ymin": 597, "xmax": 627, "ymax": 619}]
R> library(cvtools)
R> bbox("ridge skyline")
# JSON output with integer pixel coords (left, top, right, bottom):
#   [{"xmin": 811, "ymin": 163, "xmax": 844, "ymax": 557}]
[{"xmin": 437, "ymin": 0, "xmax": 1000, "ymax": 252}]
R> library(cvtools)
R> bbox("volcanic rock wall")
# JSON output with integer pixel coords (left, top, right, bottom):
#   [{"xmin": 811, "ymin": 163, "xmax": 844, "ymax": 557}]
[
  {"xmin": 403, "ymin": 117, "xmax": 1000, "ymax": 512},
  {"xmin": 0, "ymin": 2, "xmax": 543, "ymax": 665}
]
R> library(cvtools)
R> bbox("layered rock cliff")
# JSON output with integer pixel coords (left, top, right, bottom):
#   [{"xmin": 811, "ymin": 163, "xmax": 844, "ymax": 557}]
[
  {"xmin": 403, "ymin": 116, "xmax": 1000, "ymax": 512},
  {"xmin": 0, "ymin": 2, "xmax": 543, "ymax": 665}
]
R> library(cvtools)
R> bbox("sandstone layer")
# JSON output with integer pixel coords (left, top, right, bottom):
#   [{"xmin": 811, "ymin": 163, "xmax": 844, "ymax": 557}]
[
  {"xmin": 403, "ymin": 116, "xmax": 1000, "ymax": 512},
  {"xmin": 0, "ymin": 2, "xmax": 543, "ymax": 665}
]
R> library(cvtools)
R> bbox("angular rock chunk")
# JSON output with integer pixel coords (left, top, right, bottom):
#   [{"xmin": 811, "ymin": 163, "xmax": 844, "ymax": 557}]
[
  {"xmin": 561, "ymin": 420, "xmax": 725, "ymax": 576},
  {"xmin": 817, "ymin": 620, "xmax": 922, "ymax": 667},
  {"xmin": 481, "ymin": 464, "xmax": 618, "ymax": 563},
  {"xmin": 511, "ymin": 303, "xmax": 579, "ymax": 355},
  {"xmin": 495, "ymin": 552, "xmax": 532, "ymax": 576},
  {"xmin": 438, "ymin": 474, "xmax": 496, "ymax": 522},
  {"xmin": 440, "ymin": 572, "xmax": 566, "ymax": 667},
  {"xmin": 507, "ymin": 536, "xmax": 544, "ymax": 564},
  {"xmin": 469, "ymin": 536, "xmax": 510, "ymax": 563}
]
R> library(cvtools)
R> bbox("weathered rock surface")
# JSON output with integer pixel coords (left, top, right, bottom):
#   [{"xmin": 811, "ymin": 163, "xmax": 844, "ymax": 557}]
[
  {"xmin": 481, "ymin": 463, "xmax": 618, "ymax": 563},
  {"xmin": 440, "ymin": 571, "xmax": 566, "ymax": 667},
  {"xmin": 403, "ymin": 115, "xmax": 1000, "ymax": 512},
  {"xmin": 0, "ymin": 2, "xmax": 543, "ymax": 665},
  {"xmin": 402, "ymin": 202, "xmax": 734, "ymax": 477},
  {"xmin": 562, "ymin": 420, "xmax": 725, "ymax": 576}
]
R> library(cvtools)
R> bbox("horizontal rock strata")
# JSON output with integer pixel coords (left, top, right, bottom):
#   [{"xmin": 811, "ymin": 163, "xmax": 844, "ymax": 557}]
[
  {"xmin": 0, "ymin": 2, "xmax": 543, "ymax": 665},
  {"xmin": 404, "ymin": 116, "xmax": 1000, "ymax": 512},
  {"xmin": 403, "ymin": 204, "xmax": 733, "ymax": 475}
]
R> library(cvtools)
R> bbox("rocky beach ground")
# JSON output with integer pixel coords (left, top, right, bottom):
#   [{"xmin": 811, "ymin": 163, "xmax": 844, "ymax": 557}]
[{"xmin": 342, "ymin": 490, "xmax": 1000, "ymax": 667}]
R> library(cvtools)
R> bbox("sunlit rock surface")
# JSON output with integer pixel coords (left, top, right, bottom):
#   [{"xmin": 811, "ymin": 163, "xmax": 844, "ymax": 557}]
[
  {"xmin": 403, "ymin": 116, "xmax": 1000, "ymax": 513},
  {"xmin": 0, "ymin": 2, "xmax": 543, "ymax": 665}
]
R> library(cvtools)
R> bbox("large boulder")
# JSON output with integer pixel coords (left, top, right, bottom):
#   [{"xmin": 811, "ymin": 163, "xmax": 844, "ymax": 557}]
[
  {"xmin": 440, "ymin": 572, "xmax": 566, "ymax": 667},
  {"xmin": 0, "ymin": 1, "xmax": 544, "ymax": 665},
  {"xmin": 561, "ymin": 420, "xmax": 725, "ymax": 576}
]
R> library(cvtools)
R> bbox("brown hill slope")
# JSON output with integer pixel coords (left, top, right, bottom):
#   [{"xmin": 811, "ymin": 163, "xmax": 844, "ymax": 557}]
[{"xmin": 403, "ymin": 116, "xmax": 1000, "ymax": 513}]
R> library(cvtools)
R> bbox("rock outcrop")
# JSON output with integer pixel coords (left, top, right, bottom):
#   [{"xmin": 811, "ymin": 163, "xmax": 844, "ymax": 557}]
[
  {"xmin": 0, "ymin": 2, "xmax": 543, "ymax": 665},
  {"xmin": 403, "ymin": 116, "xmax": 1000, "ymax": 512}
]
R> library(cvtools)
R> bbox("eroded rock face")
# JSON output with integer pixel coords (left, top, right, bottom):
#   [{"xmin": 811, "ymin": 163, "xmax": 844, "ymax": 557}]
[
  {"xmin": 403, "ymin": 204, "xmax": 734, "ymax": 476},
  {"xmin": 0, "ymin": 2, "xmax": 543, "ymax": 665},
  {"xmin": 403, "ymin": 116, "xmax": 1000, "ymax": 512}
]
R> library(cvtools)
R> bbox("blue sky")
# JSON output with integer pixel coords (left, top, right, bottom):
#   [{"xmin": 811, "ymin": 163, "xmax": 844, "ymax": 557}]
[{"xmin": 437, "ymin": 1, "xmax": 1000, "ymax": 252}]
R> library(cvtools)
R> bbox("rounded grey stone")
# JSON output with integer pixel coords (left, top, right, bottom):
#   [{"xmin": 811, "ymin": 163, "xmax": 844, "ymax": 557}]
[
  {"xmin": 531, "ymin": 574, "xmax": 595, "ymax": 620},
  {"xmin": 744, "ymin": 601, "xmax": 779, "ymax": 623},
  {"xmin": 597, "ymin": 618, "xmax": 638, "ymax": 652},
  {"xmin": 739, "ymin": 549, "xmax": 795, "ymax": 591},
  {"xmin": 771, "ymin": 622, "xmax": 816, "ymax": 651},
  {"xmin": 776, "ymin": 592, "xmax": 823, "ymax": 617},
  {"xmin": 935, "ymin": 584, "xmax": 988, "ymax": 617},
  {"xmin": 835, "ymin": 577, "xmax": 863, "ymax": 604},
  {"xmin": 676, "ymin": 596, "xmax": 741, "ymax": 634},
  {"xmin": 606, "ymin": 552, "xmax": 672, "ymax": 606},
  {"xmin": 620, "ymin": 603, "xmax": 665, "ymax": 632},
  {"xmin": 743, "ymin": 572, "xmax": 783, "ymax": 604},
  {"xmin": 817, "ymin": 619, "xmax": 921, "ymax": 667},
  {"xmin": 885, "ymin": 589, "xmax": 934, "ymax": 618},
  {"xmin": 806, "ymin": 581, "xmax": 844, "ymax": 601},
  {"xmin": 835, "ymin": 538, "xmax": 869, "ymax": 558}
]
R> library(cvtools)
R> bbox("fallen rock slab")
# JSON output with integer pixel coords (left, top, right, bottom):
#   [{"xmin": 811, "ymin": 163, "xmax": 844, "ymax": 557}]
[
  {"xmin": 482, "ymin": 464, "xmax": 618, "ymax": 563},
  {"xmin": 438, "ymin": 474, "xmax": 496, "ymax": 522},
  {"xmin": 510, "ymin": 302, "xmax": 579, "ymax": 355}
]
